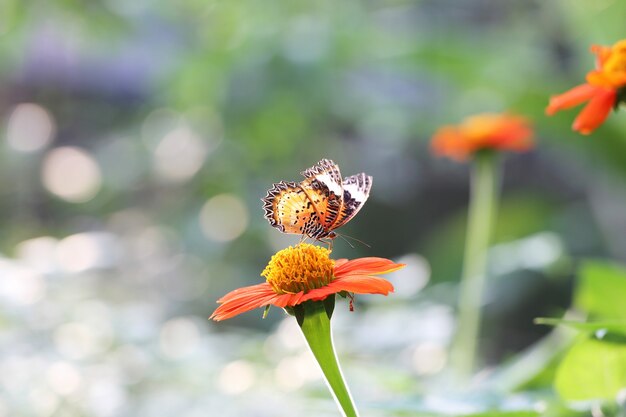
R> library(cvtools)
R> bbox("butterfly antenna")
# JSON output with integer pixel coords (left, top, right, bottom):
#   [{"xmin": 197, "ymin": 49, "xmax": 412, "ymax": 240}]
[
  {"xmin": 336, "ymin": 234, "xmax": 355, "ymax": 249},
  {"xmin": 337, "ymin": 233, "xmax": 371, "ymax": 249}
]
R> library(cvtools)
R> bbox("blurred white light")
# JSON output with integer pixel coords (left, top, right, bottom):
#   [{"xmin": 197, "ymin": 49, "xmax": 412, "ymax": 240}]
[
  {"xmin": 42, "ymin": 147, "xmax": 102, "ymax": 203},
  {"xmin": 518, "ymin": 233, "xmax": 563, "ymax": 269},
  {"xmin": 54, "ymin": 301, "xmax": 114, "ymax": 360},
  {"xmin": 29, "ymin": 388, "xmax": 60, "ymax": 416},
  {"xmin": 217, "ymin": 360, "xmax": 256, "ymax": 395},
  {"xmin": 491, "ymin": 232, "xmax": 564, "ymax": 275},
  {"xmin": 46, "ymin": 362, "xmax": 82, "ymax": 396},
  {"xmin": 389, "ymin": 254, "xmax": 430, "ymax": 298},
  {"xmin": 15, "ymin": 236, "xmax": 59, "ymax": 274},
  {"xmin": 0, "ymin": 259, "xmax": 45, "ymax": 305},
  {"xmin": 153, "ymin": 127, "xmax": 207, "ymax": 182},
  {"xmin": 112, "ymin": 345, "xmax": 150, "ymax": 385},
  {"xmin": 159, "ymin": 317, "xmax": 201, "ymax": 359},
  {"xmin": 54, "ymin": 322, "xmax": 112, "ymax": 360},
  {"xmin": 274, "ymin": 353, "xmax": 320, "ymax": 392},
  {"xmin": 87, "ymin": 379, "xmax": 127, "ymax": 417},
  {"xmin": 411, "ymin": 342, "xmax": 447, "ymax": 375},
  {"xmin": 6, "ymin": 103, "xmax": 56, "ymax": 152},
  {"xmin": 56, "ymin": 232, "xmax": 118, "ymax": 273},
  {"xmin": 275, "ymin": 318, "xmax": 306, "ymax": 351},
  {"xmin": 200, "ymin": 194, "xmax": 249, "ymax": 242},
  {"xmin": 0, "ymin": 398, "xmax": 8, "ymax": 417}
]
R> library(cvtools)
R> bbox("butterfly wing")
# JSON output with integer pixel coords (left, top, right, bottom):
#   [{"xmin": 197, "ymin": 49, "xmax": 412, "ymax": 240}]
[
  {"xmin": 300, "ymin": 159, "xmax": 343, "ymax": 229},
  {"xmin": 261, "ymin": 181, "xmax": 327, "ymax": 239},
  {"xmin": 331, "ymin": 173, "xmax": 373, "ymax": 230}
]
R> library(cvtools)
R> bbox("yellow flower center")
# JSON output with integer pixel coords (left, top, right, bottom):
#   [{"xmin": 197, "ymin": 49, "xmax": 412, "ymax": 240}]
[
  {"xmin": 603, "ymin": 40, "xmax": 626, "ymax": 76},
  {"xmin": 462, "ymin": 114, "xmax": 500, "ymax": 142},
  {"xmin": 261, "ymin": 244, "xmax": 334, "ymax": 294}
]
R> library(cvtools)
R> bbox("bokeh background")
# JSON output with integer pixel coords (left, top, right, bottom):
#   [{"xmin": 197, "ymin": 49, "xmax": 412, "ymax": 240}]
[{"xmin": 1, "ymin": 1, "xmax": 626, "ymax": 416}]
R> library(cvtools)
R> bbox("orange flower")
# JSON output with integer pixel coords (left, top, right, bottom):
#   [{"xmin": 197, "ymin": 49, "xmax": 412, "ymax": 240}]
[
  {"xmin": 431, "ymin": 113, "xmax": 533, "ymax": 161},
  {"xmin": 546, "ymin": 40, "xmax": 626, "ymax": 135},
  {"xmin": 210, "ymin": 244, "xmax": 405, "ymax": 321}
]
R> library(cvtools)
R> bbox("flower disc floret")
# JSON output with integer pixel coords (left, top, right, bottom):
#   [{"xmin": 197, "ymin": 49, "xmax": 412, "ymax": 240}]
[{"xmin": 262, "ymin": 244, "xmax": 334, "ymax": 294}]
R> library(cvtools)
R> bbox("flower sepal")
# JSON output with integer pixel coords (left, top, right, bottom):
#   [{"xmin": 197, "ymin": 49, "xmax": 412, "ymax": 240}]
[
  {"xmin": 615, "ymin": 86, "xmax": 626, "ymax": 110},
  {"xmin": 293, "ymin": 295, "xmax": 336, "ymax": 325}
]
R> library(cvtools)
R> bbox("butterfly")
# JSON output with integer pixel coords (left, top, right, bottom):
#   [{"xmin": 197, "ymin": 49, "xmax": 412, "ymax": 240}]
[{"xmin": 262, "ymin": 159, "xmax": 372, "ymax": 240}]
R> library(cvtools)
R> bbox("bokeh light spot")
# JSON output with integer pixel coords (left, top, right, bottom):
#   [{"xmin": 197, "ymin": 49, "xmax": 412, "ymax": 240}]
[
  {"xmin": 217, "ymin": 360, "xmax": 256, "ymax": 395},
  {"xmin": 6, "ymin": 103, "xmax": 56, "ymax": 152},
  {"xmin": 153, "ymin": 127, "xmax": 208, "ymax": 183},
  {"xmin": 159, "ymin": 317, "xmax": 201, "ymax": 360},
  {"xmin": 411, "ymin": 342, "xmax": 447, "ymax": 375},
  {"xmin": 200, "ymin": 194, "xmax": 249, "ymax": 242},
  {"xmin": 56, "ymin": 232, "xmax": 118, "ymax": 273},
  {"xmin": 274, "ymin": 353, "xmax": 319, "ymax": 392},
  {"xmin": 46, "ymin": 362, "xmax": 82, "ymax": 396},
  {"xmin": 15, "ymin": 236, "xmax": 59, "ymax": 274},
  {"xmin": 42, "ymin": 147, "xmax": 102, "ymax": 203},
  {"xmin": 0, "ymin": 260, "xmax": 45, "ymax": 306}
]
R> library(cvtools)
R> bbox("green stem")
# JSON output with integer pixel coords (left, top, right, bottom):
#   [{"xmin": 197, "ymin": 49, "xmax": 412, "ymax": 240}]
[
  {"xmin": 451, "ymin": 151, "xmax": 499, "ymax": 381},
  {"xmin": 295, "ymin": 298, "xmax": 359, "ymax": 417}
]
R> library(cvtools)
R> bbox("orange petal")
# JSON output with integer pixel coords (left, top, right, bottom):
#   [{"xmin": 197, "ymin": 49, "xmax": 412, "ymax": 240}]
[
  {"xmin": 334, "ymin": 257, "xmax": 405, "ymax": 277},
  {"xmin": 572, "ymin": 88, "xmax": 616, "ymax": 135},
  {"xmin": 216, "ymin": 284, "xmax": 277, "ymax": 306},
  {"xmin": 210, "ymin": 283, "xmax": 279, "ymax": 321},
  {"xmin": 546, "ymin": 84, "xmax": 598, "ymax": 115},
  {"xmin": 591, "ymin": 44, "xmax": 612, "ymax": 69},
  {"xmin": 273, "ymin": 291, "xmax": 305, "ymax": 308},
  {"xmin": 488, "ymin": 116, "xmax": 534, "ymax": 151},
  {"xmin": 431, "ymin": 126, "xmax": 471, "ymax": 161},
  {"xmin": 333, "ymin": 259, "xmax": 349, "ymax": 268},
  {"xmin": 300, "ymin": 285, "xmax": 341, "ymax": 303},
  {"xmin": 326, "ymin": 275, "xmax": 394, "ymax": 295}
]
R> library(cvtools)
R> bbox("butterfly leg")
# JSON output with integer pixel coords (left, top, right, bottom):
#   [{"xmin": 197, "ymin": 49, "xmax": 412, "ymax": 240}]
[{"xmin": 318, "ymin": 237, "xmax": 333, "ymax": 253}]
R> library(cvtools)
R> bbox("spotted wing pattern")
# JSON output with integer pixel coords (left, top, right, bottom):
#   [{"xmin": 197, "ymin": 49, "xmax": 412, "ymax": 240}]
[
  {"xmin": 262, "ymin": 159, "xmax": 372, "ymax": 240},
  {"xmin": 262, "ymin": 181, "xmax": 327, "ymax": 239},
  {"xmin": 331, "ymin": 173, "xmax": 373, "ymax": 230},
  {"xmin": 300, "ymin": 159, "xmax": 343, "ymax": 229}
]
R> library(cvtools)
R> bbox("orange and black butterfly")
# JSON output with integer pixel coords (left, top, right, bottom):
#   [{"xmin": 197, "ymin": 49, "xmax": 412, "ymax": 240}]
[{"xmin": 262, "ymin": 159, "xmax": 372, "ymax": 240}]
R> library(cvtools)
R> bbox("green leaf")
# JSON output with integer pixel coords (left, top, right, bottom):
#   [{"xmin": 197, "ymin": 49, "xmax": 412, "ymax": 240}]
[
  {"xmin": 575, "ymin": 261, "xmax": 626, "ymax": 319},
  {"xmin": 555, "ymin": 338, "xmax": 626, "ymax": 401},
  {"xmin": 535, "ymin": 318, "xmax": 626, "ymax": 335}
]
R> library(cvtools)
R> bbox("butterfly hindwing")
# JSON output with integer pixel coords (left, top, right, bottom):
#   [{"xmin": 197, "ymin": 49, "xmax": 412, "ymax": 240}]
[
  {"xmin": 262, "ymin": 181, "xmax": 326, "ymax": 239},
  {"xmin": 331, "ymin": 173, "xmax": 373, "ymax": 229}
]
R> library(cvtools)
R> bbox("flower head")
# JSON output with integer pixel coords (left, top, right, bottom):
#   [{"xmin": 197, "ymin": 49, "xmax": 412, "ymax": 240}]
[
  {"xmin": 210, "ymin": 243, "xmax": 405, "ymax": 321},
  {"xmin": 546, "ymin": 40, "xmax": 626, "ymax": 135},
  {"xmin": 431, "ymin": 113, "xmax": 534, "ymax": 161}
]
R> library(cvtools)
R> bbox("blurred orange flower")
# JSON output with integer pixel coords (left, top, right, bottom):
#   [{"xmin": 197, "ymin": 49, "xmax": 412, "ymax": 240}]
[
  {"xmin": 431, "ymin": 113, "xmax": 534, "ymax": 161},
  {"xmin": 546, "ymin": 40, "xmax": 626, "ymax": 135},
  {"xmin": 210, "ymin": 243, "xmax": 404, "ymax": 321}
]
